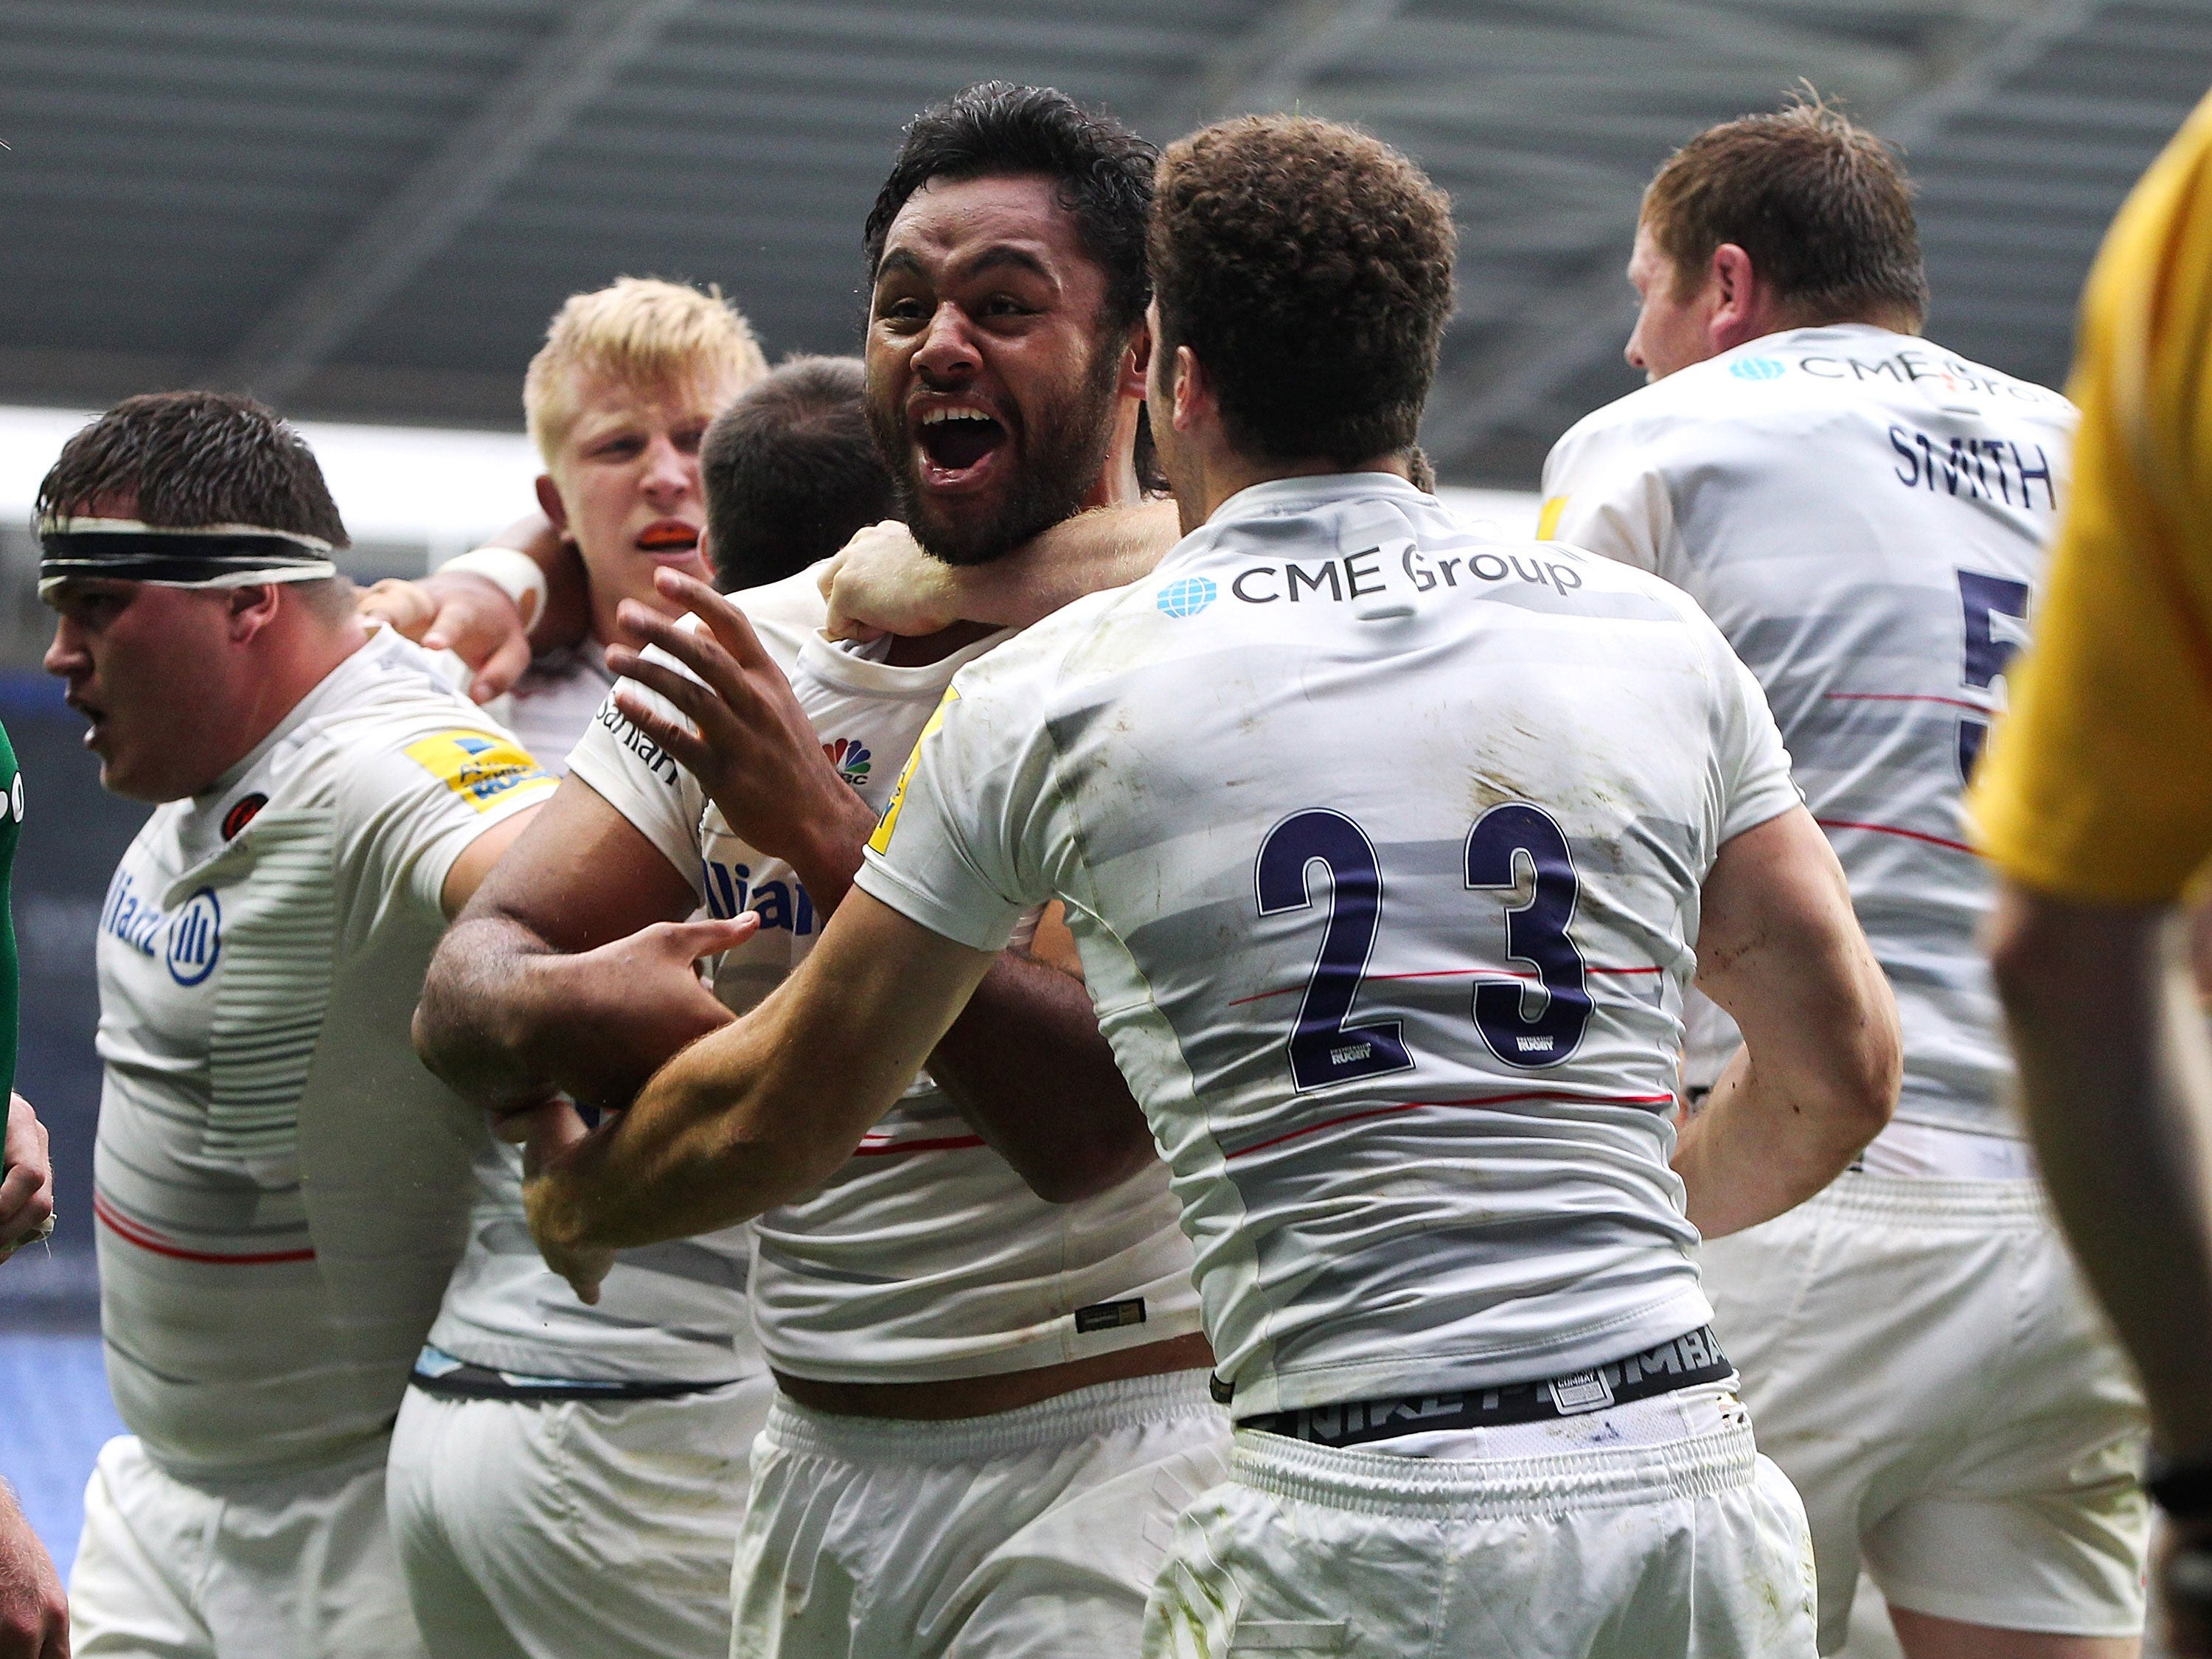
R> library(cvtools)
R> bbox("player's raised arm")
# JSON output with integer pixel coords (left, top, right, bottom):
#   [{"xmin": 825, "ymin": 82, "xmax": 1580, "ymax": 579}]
[
  {"xmin": 414, "ymin": 772, "xmax": 752, "ymax": 1113},
  {"xmin": 1676, "ymin": 804, "xmax": 1900, "ymax": 1236},
  {"xmin": 526, "ymin": 888, "xmax": 992, "ymax": 1300}
]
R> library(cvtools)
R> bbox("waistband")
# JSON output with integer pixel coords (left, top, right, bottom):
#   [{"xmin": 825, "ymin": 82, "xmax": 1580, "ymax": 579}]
[
  {"xmin": 1237, "ymin": 1326, "xmax": 1733, "ymax": 1448},
  {"xmin": 762, "ymin": 1366, "xmax": 1224, "ymax": 1464},
  {"xmin": 1231, "ymin": 1415, "xmax": 1759, "ymax": 1520},
  {"xmin": 1807, "ymin": 1169, "xmax": 2054, "ymax": 1225},
  {"xmin": 408, "ymin": 1345, "xmax": 745, "ymax": 1404}
]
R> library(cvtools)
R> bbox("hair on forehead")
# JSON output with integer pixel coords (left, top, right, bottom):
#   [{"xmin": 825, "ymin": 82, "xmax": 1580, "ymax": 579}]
[
  {"xmin": 37, "ymin": 389, "xmax": 348, "ymax": 546},
  {"xmin": 865, "ymin": 82, "xmax": 1156, "ymax": 336},
  {"xmin": 524, "ymin": 276, "xmax": 770, "ymax": 465}
]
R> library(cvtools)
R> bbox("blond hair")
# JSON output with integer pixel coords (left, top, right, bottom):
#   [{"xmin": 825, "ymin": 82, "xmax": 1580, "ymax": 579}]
[{"xmin": 523, "ymin": 276, "xmax": 769, "ymax": 463}]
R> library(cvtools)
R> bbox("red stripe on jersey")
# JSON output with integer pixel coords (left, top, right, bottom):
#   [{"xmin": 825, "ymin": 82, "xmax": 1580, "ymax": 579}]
[
  {"xmin": 1225, "ymin": 1090, "xmax": 1677, "ymax": 1160},
  {"xmin": 1815, "ymin": 817, "xmax": 1977, "ymax": 855},
  {"xmin": 849, "ymin": 1134, "xmax": 988, "ymax": 1158},
  {"xmin": 94, "ymin": 1194, "xmax": 317, "ymax": 1265},
  {"xmin": 1823, "ymin": 692, "xmax": 1991, "ymax": 713}
]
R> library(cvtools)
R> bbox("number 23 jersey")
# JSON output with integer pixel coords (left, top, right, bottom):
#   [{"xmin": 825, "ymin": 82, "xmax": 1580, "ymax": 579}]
[
  {"xmin": 858, "ymin": 473, "xmax": 1801, "ymax": 1416},
  {"xmin": 1542, "ymin": 324, "xmax": 2076, "ymax": 1133}
]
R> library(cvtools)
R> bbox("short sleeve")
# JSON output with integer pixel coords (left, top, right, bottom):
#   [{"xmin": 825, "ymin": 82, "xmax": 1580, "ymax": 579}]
[
  {"xmin": 852, "ymin": 650, "xmax": 1062, "ymax": 953},
  {"xmin": 1539, "ymin": 414, "xmax": 1674, "ymax": 577},
  {"xmin": 1708, "ymin": 627, "xmax": 1804, "ymax": 847},
  {"xmin": 563, "ymin": 647, "xmax": 712, "ymax": 899},
  {"xmin": 1971, "ymin": 91, "xmax": 2212, "ymax": 903},
  {"xmin": 342, "ymin": 725, "xmax": 557, "ymax": 919}
]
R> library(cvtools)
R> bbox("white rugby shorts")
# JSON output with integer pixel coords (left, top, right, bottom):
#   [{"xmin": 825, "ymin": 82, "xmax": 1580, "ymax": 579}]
[
  {"xmin": 387, "ymin": 1375, "xmax": 774, "ymax": 1659},
  {"xmin": 70, "ymin": 1433, "xmax": 425, "ymax": 1659},
  {"xmin": 1701, "ymin": 1172, "xmax": 2149, "ymax": 1650},
  {"xmin": 1143, "ymin": 1386, "xmax": 1815, "ymax": 1658},
  {"xmin": 731, "ymin": 1368, "xmax": 1231, "ymax": 1659}
]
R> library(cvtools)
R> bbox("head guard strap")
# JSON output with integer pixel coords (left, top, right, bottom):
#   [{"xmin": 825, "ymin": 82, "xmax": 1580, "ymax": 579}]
[{"xmin": 38, "ymin": 518, "xmax": 340, "ymax": 598}]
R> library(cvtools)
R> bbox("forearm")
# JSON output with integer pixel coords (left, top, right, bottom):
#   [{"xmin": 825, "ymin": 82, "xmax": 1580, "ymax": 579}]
[
  {"xmin": 1994, "ymin": 892, "xmax": 2212, "ymax": 1458},
  {"xmin": 1674, "ymin": 1043, "xmax": 1882, "ymax": 1237},
  {"xmin": 415, "ymin": 917, "xmax": 693, "ymax": 1111},
  {"xmin": 959, "ymin": 500, "xmax": 1180, "ymax": 629},
  {"xmin": 928, "ymin": 954, "xmax": 1154, "ymax": 1202},
  {"xmin": 782, "ymin": 790, "xmax": 880, "ymax": 918}
]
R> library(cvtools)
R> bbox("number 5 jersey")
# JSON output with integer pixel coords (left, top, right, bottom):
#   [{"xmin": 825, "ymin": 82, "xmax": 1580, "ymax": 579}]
[
  {"xmin": 856, "ymin": 472, "xmax": 1802, "ymax": 1415},
  {"xmin": 1541, "ymin": 324, "xmax": 2077, "ymax": 1141}
]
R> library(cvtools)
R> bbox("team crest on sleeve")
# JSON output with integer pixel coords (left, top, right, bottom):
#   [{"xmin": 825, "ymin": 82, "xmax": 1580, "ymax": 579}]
[
  {"xmin": 403, "ymin": 731, "xmax": 554, "ymax": 813},
  {"xmin": 867, "ymin": 687, "xmax": 956, "ymax": 856}
]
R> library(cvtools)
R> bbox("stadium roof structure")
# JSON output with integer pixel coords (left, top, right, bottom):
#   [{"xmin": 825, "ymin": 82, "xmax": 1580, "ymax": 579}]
[{"xmin": 1, "ymin": 0, "xmax": 2206, "ymax": 484}]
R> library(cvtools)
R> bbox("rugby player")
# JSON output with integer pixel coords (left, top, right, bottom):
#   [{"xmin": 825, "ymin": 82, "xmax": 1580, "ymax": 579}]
[
  {"xmin": 1540, "ymin": 101, "xmax": 2147, "ymax": 1658},
  {"xmin": 386, "ymin": 353, "xmax": 896, "ymax": 1659},
  {"xmin": 43, "ymin": 391, "xmax": 555, "ymax": 1657},
  {"xmin": 526, "ymin": 112, "xmax": 1902, "ymax": 1659},
  {"xmin": 416, "ymin": 83, "xmax": 1231, "ymax": 1656}
]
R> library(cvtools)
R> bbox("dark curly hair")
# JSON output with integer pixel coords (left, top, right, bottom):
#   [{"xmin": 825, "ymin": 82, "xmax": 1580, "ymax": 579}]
[
  {"xmin": 864, "ymin": 82, "xmax": 1156, "ymax": 336},
  {"xmin": 1150, "ymin": 116, "xmax": 1455, "ymax": 466},
  {"xmin": 1643, "ymin": 94, "xmax": 1927, "ymax": 327},
  {"xmin": 38, "ymin": 389, "xmax": 348, "ymax": 546}
]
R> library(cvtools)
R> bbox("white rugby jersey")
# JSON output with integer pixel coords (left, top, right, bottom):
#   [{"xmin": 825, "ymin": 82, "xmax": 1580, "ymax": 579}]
[
  {"xmin": 92, "ymin": 627, "xmax": 554, "ymax": 1478},
  {"xmin": 1543, "ymin": 324, "xmax": 2076, "ymax": 1138},
  {"xmin": 568, "ymin": 567, "xmax": 1203, "ymax": 1384},
  {"xmin": 426, "ymin": 617, "xmax": 777, "ymax": 1385},
  {"xmin": 856, "ymin": 473, "xmax": 1801, "ymax": 1414}
]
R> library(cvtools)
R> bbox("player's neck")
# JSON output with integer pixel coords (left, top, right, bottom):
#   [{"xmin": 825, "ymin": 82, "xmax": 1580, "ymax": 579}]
[
  {"xmin": 202, "ymin": 616, "xmax": 369, "ymax": 791},
  {"xmin": 1178, "ymin": 445, "xmax": 1411, "ymax": 535}
]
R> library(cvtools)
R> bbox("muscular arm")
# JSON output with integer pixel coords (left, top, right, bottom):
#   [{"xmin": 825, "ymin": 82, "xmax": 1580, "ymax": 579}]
[
  {"xmin": 528, "ymin": 889, "xmax": 992, "ymax": 1298},
  {"xmin": 1674, "ymin": 806, "xmax": 1900, "ymax": 1237},
  {"xmin": 822, "ymin": 501, "xmax": 1180, "ymax": 641},
  {"xmin": 414, "ymin": 774, "xmax": 745, "ymax": 1113},
  {"xmin": 610, "ymin": 571, "xmax": 1158, "ymax": 1200},
  {"xmin": 1989, "ymin": 885, "xmax": 2212, "ymax": 1460}
]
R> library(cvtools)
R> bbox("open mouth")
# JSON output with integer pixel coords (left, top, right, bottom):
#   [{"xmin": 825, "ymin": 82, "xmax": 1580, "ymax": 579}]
[
  {"xmin": 636, "ymin": 519, "xmax": 700, "ymax": 557},
  {"xmin": 914, "ymin": 405, "xmax": 1008, "ymax": 487}
]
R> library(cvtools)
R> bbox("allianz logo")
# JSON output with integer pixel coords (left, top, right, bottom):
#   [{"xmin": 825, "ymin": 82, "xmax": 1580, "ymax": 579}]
[{"xmin": 101, "ymin": 872, "xmax": 223, "ymax": 987}]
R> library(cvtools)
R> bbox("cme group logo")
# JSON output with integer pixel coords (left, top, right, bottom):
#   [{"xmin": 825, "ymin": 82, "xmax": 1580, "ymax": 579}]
[
  {"xmin": 1728, "ymin": 356, "xmax": 1786, "ymax": 381},
  {"xmin": 165, "ymin": 886, "xmax": 221, "ymax": 987},
  {"xmin": 1157, "ymin": 576, "xmax": 1217, "ymax": 618}
]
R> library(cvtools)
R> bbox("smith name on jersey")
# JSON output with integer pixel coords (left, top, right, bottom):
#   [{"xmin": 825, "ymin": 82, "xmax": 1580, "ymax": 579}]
[{"xmin": 1541, "ymin": 323, "xmax": 2076, "ymax": 1136}]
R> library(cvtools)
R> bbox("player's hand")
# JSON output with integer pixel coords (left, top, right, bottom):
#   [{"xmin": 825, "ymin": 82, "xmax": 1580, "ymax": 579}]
[
  {"xmin": 518, "ymin": 1102, "xmax": 617, "ymax": 1303},
  {"xmin": 607, "ymin": 571, "xmax": 877, "ymax": 898},
  {"xmin": 545, "ymin": 914, "xmax": 759, "ymax": 1110},
  {"xmin": 489, "ymin": 1096, "xmax": 587, "ymax": 1149},
  {"xmin": 819, "ymin": 521, "xmax": 959, "ymax": 643},
  {"xmin": 0, "ymin": 1482, "xmax": 67, "ymax": 1658},
  {"xmin": 2163, "ymin": 1519, "xmax": 2212, "ymax": 1657},
  {"xmin": 0, "ymin": 1098, "xmax": 55, "ymax": 1267},
  {"xmin": 358, "ymin": 574, "xmax": 532, "ymax": 703}
]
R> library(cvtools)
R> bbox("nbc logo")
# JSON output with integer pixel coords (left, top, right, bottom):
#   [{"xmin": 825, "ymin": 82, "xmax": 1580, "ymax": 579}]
[{"xmin": 824, "ymin": 738, "xmax": 873, "ymax": 790}]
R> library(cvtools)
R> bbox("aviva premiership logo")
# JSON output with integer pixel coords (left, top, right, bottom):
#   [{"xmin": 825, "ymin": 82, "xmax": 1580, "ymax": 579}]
[
  {"xmin": 824, "ymin": 738, "xmax": 872, "ymax": 791},
  {"xmin": 405, "ymin": 731, "xmax": 554, "ymax": 813}
]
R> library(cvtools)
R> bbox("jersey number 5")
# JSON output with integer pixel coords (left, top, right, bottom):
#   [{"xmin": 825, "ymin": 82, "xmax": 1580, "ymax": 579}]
[
  {"xmin": 1256, "ymin": 803, "xmax": 1591, "ymax": 1092},
  {"xmin": 1957, "ymin": 570, "xmax": 2030, "ymax": 782}
]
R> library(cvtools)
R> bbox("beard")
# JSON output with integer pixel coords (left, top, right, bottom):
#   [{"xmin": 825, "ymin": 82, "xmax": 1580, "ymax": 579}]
[{"xmin": 869, "ymin": 338, "xmax": 1124, "ymax": 568}]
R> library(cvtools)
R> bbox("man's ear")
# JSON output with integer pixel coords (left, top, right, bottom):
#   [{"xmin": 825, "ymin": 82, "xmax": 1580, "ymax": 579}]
[
  {"xmin": 1118, "ymin": 319, "xmax": 1151, "ymax": 403},
  {"xmin": 1169, "ymin": 344, "xmax": 1211, "ymax": 434},
  {"xmin": 227, "ymin": 582, "xmax": 282, "ymax": 642},
  {"xmin": 534, "ymin": 473, "xmax": 570, "ymax": 535},
  {"xmin": 695, "ymin": 524, "xmax": 720, "ymax": 591}
]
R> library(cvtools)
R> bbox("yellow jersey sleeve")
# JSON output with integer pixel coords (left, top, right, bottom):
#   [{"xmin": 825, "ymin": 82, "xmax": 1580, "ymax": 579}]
[{"xmin": 1970, "ymin": 90, "xmax": 2212, "ymax": 902}]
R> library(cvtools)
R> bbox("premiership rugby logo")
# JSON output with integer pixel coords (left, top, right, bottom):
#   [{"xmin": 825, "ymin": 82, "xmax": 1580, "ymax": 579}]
[
  {"xmin": 404, "ymin": 731, "xmax": 554, "ymax": 814},
  {"xmin": 823, "ymin": 738, "xmax": 872, "ymax": 790}
]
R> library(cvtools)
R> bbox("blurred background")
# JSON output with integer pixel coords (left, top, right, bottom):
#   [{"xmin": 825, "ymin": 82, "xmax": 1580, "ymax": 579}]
[{"xmin": 1, "ymin": 0, "xmax": 2207, "ymax": 1574}]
